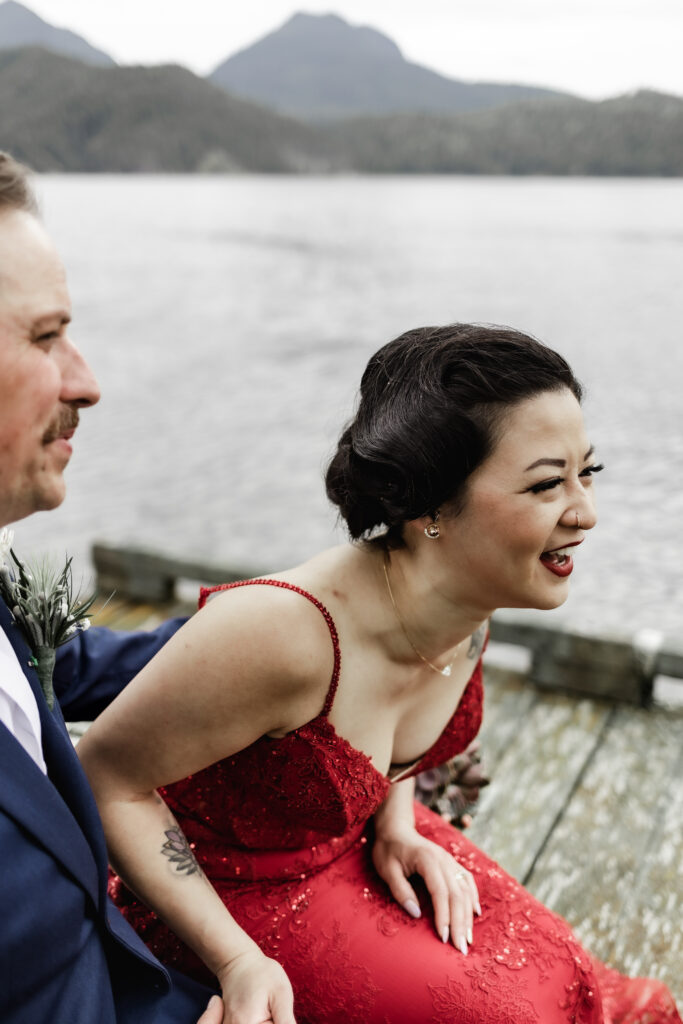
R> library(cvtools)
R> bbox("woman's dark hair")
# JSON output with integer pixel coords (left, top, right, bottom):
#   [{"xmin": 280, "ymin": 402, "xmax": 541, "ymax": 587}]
[{"xmin": 325, "ymin": 323, "xmax": 583, "ymax": 545}]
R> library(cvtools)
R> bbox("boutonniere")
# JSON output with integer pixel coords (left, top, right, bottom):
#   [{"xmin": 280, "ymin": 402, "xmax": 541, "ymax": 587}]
[{"xmin": 0, "ymin": 529, "xmax": 95, "ymax": 711}]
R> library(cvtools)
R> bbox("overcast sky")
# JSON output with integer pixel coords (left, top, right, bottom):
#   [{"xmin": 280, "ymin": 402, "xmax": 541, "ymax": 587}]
[{"xmin": 22, "ymin": 0, "xmax": 683, "ymax": 100}]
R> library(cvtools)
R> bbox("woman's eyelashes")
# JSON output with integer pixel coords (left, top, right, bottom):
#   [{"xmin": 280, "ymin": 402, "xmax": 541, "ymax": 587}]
[
  {"xmin": 580, "ymin": 462, "xmax": 604, "ymax": 479},
  {"xmin": 528, "ymin": 477, "xmax": 562, "ymax": 494},
  {"xmin": 527, "ymin": 463, "xmax": 604, "ymax": 495}
]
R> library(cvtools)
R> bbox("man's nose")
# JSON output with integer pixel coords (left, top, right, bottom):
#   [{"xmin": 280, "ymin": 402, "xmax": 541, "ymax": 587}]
[{"xmin": 59, "ymin": 337, "xmax": 101, "ymax": 408}]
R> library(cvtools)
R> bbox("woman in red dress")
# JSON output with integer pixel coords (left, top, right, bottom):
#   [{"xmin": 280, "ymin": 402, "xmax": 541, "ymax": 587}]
[{"xmin": 79, "ymin": 324, "xmax": 681, "ymax": 1024}]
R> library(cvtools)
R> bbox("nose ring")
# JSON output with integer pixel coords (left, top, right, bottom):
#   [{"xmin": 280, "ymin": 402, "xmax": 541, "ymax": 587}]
[{"xmin": 575, "ymin": 511, "xmax": 582, "ymax": 529}]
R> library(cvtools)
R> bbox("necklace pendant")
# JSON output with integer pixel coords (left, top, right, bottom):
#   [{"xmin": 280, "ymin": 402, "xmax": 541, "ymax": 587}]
[{"xmin": 441, "ymin": 665, "xmax": 452, "ymax": 677}]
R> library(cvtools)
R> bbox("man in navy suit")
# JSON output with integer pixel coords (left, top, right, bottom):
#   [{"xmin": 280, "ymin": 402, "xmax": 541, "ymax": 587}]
[{"xmin": 0, "ymin": 152, "xmax": 224, "ymax": 1023}]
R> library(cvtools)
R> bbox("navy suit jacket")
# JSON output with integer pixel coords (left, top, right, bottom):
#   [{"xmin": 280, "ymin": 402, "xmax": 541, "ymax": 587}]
[{"xmin": 0, "ymin": 599, "xmax": 214, "ymax": 1023}]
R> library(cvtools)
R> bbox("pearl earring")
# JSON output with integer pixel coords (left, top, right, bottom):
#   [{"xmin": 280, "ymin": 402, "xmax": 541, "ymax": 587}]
[{"xmin": 424, "ymin": 512, "xmax": 440, "ymax": 539}]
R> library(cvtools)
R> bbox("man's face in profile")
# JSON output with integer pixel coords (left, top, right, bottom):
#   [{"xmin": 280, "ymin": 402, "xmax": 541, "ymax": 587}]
[{"xmin": 0, "ymin": 209, "xmax": 100, "ymax": 527}]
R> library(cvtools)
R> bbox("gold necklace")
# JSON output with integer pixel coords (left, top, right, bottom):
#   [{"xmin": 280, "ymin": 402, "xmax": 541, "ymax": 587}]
[{"xmin": 382, "ymin": 556, "xmax": 464, "ymax": 677}]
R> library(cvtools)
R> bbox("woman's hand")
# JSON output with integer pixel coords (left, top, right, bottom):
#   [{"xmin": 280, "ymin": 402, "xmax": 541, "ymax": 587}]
[
  {"xmin": 215, "ymin": 948, "xmax": 297, "ymax": 1024},
  {"xmin": 372, "ymin": 826, "xmax": 480, "ymax": 956}
]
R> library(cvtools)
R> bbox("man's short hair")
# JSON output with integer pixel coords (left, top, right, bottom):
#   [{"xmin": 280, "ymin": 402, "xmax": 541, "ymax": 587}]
[{"xmin": 0, "ymin": 151, "xmax": 38, "ymax": 215}]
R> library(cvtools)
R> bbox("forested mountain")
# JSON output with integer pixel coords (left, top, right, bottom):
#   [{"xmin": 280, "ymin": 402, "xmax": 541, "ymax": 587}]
[
  {"xmin": 210, "ymin": 12, "xmax": 572, "ymax": 120},
  {"xmin": 1, "ymin": 45, "xmax": 681, "ymax": 175},
  {"xmin": 0, "ymin": 0, "xmax": 114, "ymax": 66},
  {"xmin": 0, "ymin": 47, "xmax": 326, "ymax": 172},
  {"xmin": 320, "ymin": 90, "xmax": 683, "ymax": 175}
]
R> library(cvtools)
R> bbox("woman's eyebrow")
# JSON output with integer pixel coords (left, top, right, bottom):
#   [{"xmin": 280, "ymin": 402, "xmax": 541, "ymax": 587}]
[
  {"xmin": 525, "ymin": 457, "xmax": 565, "ymax": 471},
  {"xmin": 525, "ymin": 446, "xmax": 594, "ymax": 472}
]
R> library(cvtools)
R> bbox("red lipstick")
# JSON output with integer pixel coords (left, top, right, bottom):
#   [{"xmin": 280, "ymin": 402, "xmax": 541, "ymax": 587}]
[{"xmin": 540, "ymin": 553, "xmax": 574, "ymax": 577}]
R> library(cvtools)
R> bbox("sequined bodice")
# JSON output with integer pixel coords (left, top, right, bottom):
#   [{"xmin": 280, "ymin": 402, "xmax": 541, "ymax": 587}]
[
  {"xmin": 112, "ymin": 579, "xmax": 682, "ymax": 1024},
  {"xmin": 160, "ymin": 579, "xmax": 483, "ymax": 876}
]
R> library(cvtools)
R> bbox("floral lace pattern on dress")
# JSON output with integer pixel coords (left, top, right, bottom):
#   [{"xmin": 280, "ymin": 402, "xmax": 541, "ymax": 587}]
[
  {"xmin": 109, "ymin": 580, "xmax": 681, "ymax": 1024},
  {"xmin": 159, "ymin": 579, "xmax": 482, "ymax": 869}
]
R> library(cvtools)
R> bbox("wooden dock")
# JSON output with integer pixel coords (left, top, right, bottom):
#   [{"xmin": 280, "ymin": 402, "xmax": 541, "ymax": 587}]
[
  {"xmin": 470, "ymin": 665, "xmax": 683, "ymax": 1001},
  {"xmin": 80, "ymin": 581, "xmax": 683, "ymax": 1005}
]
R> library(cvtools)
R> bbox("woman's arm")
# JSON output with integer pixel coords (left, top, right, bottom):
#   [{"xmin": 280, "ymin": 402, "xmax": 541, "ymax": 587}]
[
  {"xmin": 372, "ymin": 778, "xmax": 480, "ymax": 957},
  {"xmin": 99, "ymin": 785, "xmax": 292, "ymax": 1020},
  {"xmin": 78, "ymin": 585, "xmax": 334, "ymax": 1022}
]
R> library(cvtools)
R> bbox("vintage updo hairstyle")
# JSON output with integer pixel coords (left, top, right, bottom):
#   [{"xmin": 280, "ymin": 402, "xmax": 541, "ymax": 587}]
[{"xmin": 325, "ymin": 323, "xmax": 582, "ymax": 546}]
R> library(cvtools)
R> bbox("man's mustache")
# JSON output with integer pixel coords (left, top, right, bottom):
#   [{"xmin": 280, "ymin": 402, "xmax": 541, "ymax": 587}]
[{"xmin": 42, "ymin": 408, "xmax": 80, "ymax": 444}]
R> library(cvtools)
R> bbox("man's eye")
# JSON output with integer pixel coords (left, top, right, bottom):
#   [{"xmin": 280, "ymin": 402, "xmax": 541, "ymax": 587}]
[
  {"xmin": 35, "ymin": 331, "xmax": 59, "ymax": 343},
  {"xmin": 528, "ymin": 478, "xmax": 563, "ymax": 494}
]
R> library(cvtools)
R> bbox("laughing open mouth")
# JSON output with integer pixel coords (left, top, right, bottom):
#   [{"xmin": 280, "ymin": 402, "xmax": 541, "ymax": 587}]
[
  {"xmin": 540, "ymin": 545, "xmax": 577, "ymax": 577},
  {"xmin": 541, "ymin": 546, "xmax": 572, "ymax": 565}
]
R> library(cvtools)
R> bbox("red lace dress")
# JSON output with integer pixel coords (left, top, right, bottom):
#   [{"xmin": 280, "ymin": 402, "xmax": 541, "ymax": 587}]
[{"xmin": 109, "ymin": 580, "xmax": 681, "ymax": 1024}]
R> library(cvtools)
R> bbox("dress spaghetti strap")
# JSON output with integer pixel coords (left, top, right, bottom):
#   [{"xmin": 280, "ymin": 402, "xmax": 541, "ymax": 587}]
[{"xmin": 198, "ymin": 579, "xmax": 342, "ymax": 716}]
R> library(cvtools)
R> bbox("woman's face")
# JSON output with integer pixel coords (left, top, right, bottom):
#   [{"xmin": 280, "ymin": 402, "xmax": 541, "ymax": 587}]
[{"xmin": 440, "ymin": 388, "xmax": 600, "ymax": 613}]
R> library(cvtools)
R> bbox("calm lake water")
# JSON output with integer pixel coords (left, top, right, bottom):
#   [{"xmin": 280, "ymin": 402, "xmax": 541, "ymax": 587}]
[{"xmin": 14, "ymin": 175, "xmax": 683, "ymax": 638}]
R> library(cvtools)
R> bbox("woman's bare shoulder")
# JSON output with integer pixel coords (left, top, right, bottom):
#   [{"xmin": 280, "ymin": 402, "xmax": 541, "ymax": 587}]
[
  {"xmin": 79, "ymin": 573, "xmax": 344, "ymax": 788},
  {"xmin": 195, "ymin": 576, "xmax": 338, "ymax": 679}
]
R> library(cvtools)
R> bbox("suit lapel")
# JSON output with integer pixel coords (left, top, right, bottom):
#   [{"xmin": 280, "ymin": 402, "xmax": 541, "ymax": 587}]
[{"xmin": 0, "ymin": 600, "xmax": 102, "ymax": 906}]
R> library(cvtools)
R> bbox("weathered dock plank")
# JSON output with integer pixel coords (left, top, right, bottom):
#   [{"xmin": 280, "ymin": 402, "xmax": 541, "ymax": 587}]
[
  {"xmin": 475, "ymin": 665, "xmax": 538, "ymax": 773},
  {"xmin": 605, "ymin": 718, "xmax": 683, "ymax": 997},
  {"xmin": 467, "ymin": 682, "xmax": 611, "ymax": 882},
  {"xmin": 90, "ymin": 594, "xmax": 189, "ymax": 631},
  {"xmin": 522, "ymin": 704, "xmax": 683, "ymax": 1002},
  {"xmin": 606, "ymin": 772, "xmax": 683, "ymax": 997},
  {"xmin": 88, "ymin": 594, "xmax": 136, "ymax": 628}
]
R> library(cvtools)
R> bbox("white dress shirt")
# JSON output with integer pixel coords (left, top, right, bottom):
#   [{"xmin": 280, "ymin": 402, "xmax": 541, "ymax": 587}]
[{"xmin": 0, "ymin": 626, "xmax": 47, "ymax": 774}]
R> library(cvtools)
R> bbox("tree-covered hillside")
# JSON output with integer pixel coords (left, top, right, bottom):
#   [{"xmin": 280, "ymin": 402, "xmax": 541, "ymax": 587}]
[{"xmin": 1, "ymin": 48, "xmax": 681, "ymax": 175}]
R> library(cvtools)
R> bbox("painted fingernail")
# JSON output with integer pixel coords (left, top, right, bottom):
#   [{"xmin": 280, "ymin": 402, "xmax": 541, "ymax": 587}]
[
  {"xmin": 403, "ymin": 898, "xmax": 421, "ymax": 919},
  {"xmin": 441, "ymin": 926, "xmax": 449, "ymax": 943},
  {"xmin": 458, "ymin": 936, "xmax": 468, "ymax": 956},
  {"xmin": 467, "ymin": 927, "xmax": 473, "ymax": 945}
]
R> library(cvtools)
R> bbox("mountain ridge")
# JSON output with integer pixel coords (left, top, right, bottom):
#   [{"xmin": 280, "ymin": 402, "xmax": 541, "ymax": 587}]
[
  {"xmin": 0, "ymin": 0, "xmax": 115, "ymax": 66},
  {"xmin": 210, "ymin": 12, "xmax": 573, "ymax": 120},
  {"xmin": 0, "ymin": 47, "xmax": 327, "ymax": 172},
  {"xmin": 1, "ymin": 47, "xmax": 681, "ymax": 175},
  {"xmin": 319, "ymin": 89, "xmax": 683, "ymax": 175}
]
